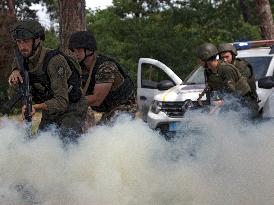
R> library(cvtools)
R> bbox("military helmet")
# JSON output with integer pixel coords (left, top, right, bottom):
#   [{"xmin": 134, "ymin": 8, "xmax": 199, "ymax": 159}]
[
  {"xmin": 218, "ymin": 43, "xmax": 238, "ymax": 56},
  {"xmin": 196, "ymin": 43, "xmax": 218, "ymax": 61},
  {"xmin": 68, "ymin": 31, "xmax": 97, "ymax": 51},
  {"xmin": 10, "ymin": 19, "xmax": 45, "ymax": 41}
]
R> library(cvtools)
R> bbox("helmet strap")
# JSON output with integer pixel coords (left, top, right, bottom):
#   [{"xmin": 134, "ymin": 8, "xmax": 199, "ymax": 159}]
[
  {"xmin": 80, "ymin": 61, "xmax": 88, "ymax": 72},
  {"xmin": 80, "ymin": 48, "xmax": 94, "ymax": 64},
  {"xmin": 84, "ymin": 48, "xmax": 94, "ymax": 58},
  {"xmin": 82, "ymin": 52, "xmax": 97, "ymax": 95},
  {"xmin": 29, "ymin": 38, "xmax": 40, "ymax": 58}
]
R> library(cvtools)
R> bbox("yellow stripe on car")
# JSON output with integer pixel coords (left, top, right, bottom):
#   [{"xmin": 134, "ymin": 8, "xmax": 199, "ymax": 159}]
[{"xmin": 162, "ymin": 86, "xmax": 177, "ymax": 101}]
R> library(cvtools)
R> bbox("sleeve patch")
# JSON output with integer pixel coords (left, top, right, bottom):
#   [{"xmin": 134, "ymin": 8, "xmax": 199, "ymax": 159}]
[{"xmin": 57, "ymin": 66, "xmax": 64, "ymax": 78}]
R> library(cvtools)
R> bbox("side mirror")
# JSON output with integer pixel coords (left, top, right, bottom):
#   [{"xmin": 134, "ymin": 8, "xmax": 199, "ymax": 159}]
[
  {"xmin": 157, "ymin": 80, "xmax": 175, "ymax": 91},
  {"xmin": 258, "ymin": 76, "xmax": 274, "ymax": 89}
]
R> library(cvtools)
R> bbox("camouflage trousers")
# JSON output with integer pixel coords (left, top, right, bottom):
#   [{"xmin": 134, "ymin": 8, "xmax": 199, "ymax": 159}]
[
  {"xmin": 38, "ymin": 97, "xmax": 88, "ymax": 144},
  {"xmin": 97, "ymin": 97, "xmax": 137, "ymax": 125},
  {"xmin": 82, "ymin": 97, "xmax": 137, "ymax": 130},
  {"xmin": 82, "ymin": 106, "xmax": 96, "ymax": 132}
]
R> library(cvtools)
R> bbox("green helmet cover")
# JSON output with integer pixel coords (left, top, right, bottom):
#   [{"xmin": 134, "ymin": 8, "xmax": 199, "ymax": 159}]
[
  {"xmin": 11, "ymin": 19, "xmax": 45, "ymax": 40},
  {"xmin": 218, "ymin": 43, "xmax": 238, "ymax": 56},
  {"xmin": 196, "ymin": 43, "xmax": 218, "ymax": 61},
  {"xmin": 68, "ymin": 31, "xmax": 97, "ymax": 51}
]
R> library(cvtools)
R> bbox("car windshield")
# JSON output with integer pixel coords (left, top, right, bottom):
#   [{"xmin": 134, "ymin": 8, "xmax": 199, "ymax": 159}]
[
  {"xmin": 184, "ymin": 56, "xmax": 272, "ymax": 84},
  {"xmin": 184, "ymin": 66, "xmax": 205, "ymax": 84},
  {"xmin": 243, "ymin": 56, "xmax": 272, "ymax": 80}
]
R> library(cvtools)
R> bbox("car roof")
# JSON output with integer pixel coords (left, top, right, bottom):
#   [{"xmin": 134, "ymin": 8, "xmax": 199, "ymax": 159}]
[
  {"xmin": 231, "ymin": 41, "xmax": 274, "ymax": 79},
  {"xmin": 237, "ymin": 47, "xmax": 273, "ymax": 57},
  {"xmin": 232, "ymin": 40, "xmax": 274, "ymax": 57}
]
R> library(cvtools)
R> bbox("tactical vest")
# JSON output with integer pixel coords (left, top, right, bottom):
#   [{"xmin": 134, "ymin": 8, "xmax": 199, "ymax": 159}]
[
  {"xmin": 205, "ymin": 70, "xmax": 224, "ymax": 91},
  {"xmin": 28, "ymin": 50, "xmax": 82, "ymax": 103},
  {"xmin": 234, "ymin": 58, "xmax": 258, "ymax": 99},
  {"xmin": 206, "ymin": 62, "xmax": 250, "ymax": 97},
  {"xmin": 83, "ymin": 55, "xmax": 135, "ymax": 113},
  {"xmin": 222, "ymin": 62, "xmax": 251, "ymax": 96}
]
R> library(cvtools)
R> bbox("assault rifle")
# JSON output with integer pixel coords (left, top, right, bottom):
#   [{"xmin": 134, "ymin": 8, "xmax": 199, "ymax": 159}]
[
  {"xmin": 197, "ymin": 85, "xmax": 210, "ymax": 106},
  {"xmin": 3, "ymin": 49, "xmax": 33, "ymax": 137}
]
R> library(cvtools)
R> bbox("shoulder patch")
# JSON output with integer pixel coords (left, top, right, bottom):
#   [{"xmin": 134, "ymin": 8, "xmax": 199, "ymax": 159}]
[{"xmin": 57, "ymin": 66, "xmax": 64, "ymax": 78}]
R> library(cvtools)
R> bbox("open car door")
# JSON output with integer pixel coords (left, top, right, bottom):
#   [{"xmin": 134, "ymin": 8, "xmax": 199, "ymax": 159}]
[{"xmin": 137, "ymin": 58, "xmax": 182, "ymax": 121}]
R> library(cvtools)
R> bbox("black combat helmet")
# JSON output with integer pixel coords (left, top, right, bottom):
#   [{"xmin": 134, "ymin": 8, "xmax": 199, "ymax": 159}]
[
  {"xmin": 196, "ymin": 43, "xmax": 218, "ymax": 61},
  {"xmin": 68, "ymin": 31, "xmax": 97, "ymax": 51},
  {"xmin": 10, "ymin": 19, "xmax": 45, "ymax": 41},
  {"xmin": 218, "ymin": 43, "xmax": 238, "ymax": 56}
]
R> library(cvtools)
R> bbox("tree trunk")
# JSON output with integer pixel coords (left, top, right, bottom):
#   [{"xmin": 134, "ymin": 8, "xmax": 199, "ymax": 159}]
[
  {"xmin": 7, "ymin": 0, "xmax": 15, "ymax": 17},
  {"xmin": 255, "ymin": 0, "xmax": 274, "ymax": 39},
  {"xmin": 58, "ymin": 0, "xmax": 86, "ymax": 53},
  {"xmin": 239, "ymin": 0, "xmax": 253, "ymax": 23},
  {"xmin": 0, "ymin": 0, "xmax": 16, "ymax": 85}
]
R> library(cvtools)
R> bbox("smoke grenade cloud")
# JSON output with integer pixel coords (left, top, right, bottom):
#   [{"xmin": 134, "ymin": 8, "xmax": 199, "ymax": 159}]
[{"xmin": 0, "ymin": 112, "xmax": 273, "ymax": 205}]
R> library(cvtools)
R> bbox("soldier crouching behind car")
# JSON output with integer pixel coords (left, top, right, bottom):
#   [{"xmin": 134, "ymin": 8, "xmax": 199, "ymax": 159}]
[
  {"xmin": 68, "ymin": 31, "xmax": 137, "ymax": 127},
  {"xmin": 218, "ymin": 43, "xmax": 259, "ymax": 117},
  {"xmin": 8, "ymin": 19, "xmax": 88, "ymax": 144},
  {"xmin": 196, "ymin": 42, "xmax": 258, "ymax": 118}
]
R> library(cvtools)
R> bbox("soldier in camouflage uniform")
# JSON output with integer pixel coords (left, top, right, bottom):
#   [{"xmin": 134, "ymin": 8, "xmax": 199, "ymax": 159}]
[
  {"xmin": 218, "ymin": 43, "xmax": 259, "ymax": 115},
  {"xmin": 196, "ymin": 43, "xmax": 258, "ymax": 117},
  {"xmin": 8, "ymin": 19, "xmax": 88, "ymax": 143},
  {"xmin": 68, "ymin": 31, "xmax": 136, "ymax": 125}
]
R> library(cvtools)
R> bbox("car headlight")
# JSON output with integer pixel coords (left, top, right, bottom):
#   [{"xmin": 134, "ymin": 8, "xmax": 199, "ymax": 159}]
[{"xmin": 150, "ymin": 100, "xmax": 163, "ymax": 114}]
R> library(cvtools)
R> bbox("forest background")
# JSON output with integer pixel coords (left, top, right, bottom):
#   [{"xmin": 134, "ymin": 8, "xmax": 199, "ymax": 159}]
[{"xmin": 1, "ymin": 0, "xmax": 274, "ymax": 103}]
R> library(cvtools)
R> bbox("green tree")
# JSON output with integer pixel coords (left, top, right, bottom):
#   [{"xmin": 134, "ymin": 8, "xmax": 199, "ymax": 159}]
[
  {"xmin": 87, "ymin": 0, "xmax": 261, "ymax": 81},
  {"xmin": 44, "ymin": 28, "xmax": 59, "ymax": 48}
]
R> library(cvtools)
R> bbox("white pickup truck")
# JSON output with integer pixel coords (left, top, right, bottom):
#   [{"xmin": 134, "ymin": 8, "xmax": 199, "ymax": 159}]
[{"xmin": 137, "ymin": 40, "xmax": 274, "ymax": 134}]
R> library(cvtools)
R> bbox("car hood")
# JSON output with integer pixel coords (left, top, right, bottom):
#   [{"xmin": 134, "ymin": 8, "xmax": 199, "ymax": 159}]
[{"xmin": 154, "ymin": 84, "xmax": 206, "ymax": 102}]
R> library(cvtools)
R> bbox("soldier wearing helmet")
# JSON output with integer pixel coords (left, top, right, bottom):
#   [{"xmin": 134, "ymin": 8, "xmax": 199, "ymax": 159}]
[
  {"xmin": 218, "ymin": 43, "xmax": 259, "ymax": 111},
  {"xmin": 8, "ymin": 19, "xmax": 88, "ymax": 143},
  {"xmin": 196, "ymin": 43, "xmax": 258, "ymax": 117},
  {"xmin": 68, "ymin": 31, "xmax": 136, "ymax": 124},
  {"xmin": 218, "ymin": 43, "xmax": 238, "ymax": 63}
]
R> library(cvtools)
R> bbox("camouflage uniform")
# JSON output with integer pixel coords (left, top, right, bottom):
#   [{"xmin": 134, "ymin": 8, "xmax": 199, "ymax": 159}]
[
  {"xmin": 234, "ymin": 58, "xmax": 258, "ymax": 98},
  {"xmin": 212, "ymin": 62, "xmax": 250, "ymax": 94},
  {"xmin": 233, "ymin": 58, "xmax": 259, "ymax": 116},
  {"xmin": 68, "ymin": 31, "xmax": 136, "ymax": 126},
  {"xmin": 207, "ymin": 61, "xmax": 258, "ymax": 117},
  {"xmin": 14, "ymin": 44, "xmax": 88, "ymax": 142},
  {"xmin": 197, "ymin": 43, "xmax": 258, "ymax": 117},
  {"xmin": 206, "ymin": 70, "xmax": 224, "ymax": 92},
  {"xmin": 217, "ymin": 43, "xmax": 259, "ymax": 116},
  {"xmin": 9, "ymin": 19, "xmax": 88, "ymax": 142},
  {"xmin": 84, "ymin": 58, "xmax": 136, "ymax": 124}
]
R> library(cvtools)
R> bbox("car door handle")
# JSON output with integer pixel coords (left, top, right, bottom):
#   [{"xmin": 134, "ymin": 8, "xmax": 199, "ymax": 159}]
[{"xmin": 140, "ymin": 96, "xmax": 147, "ymax": 100}]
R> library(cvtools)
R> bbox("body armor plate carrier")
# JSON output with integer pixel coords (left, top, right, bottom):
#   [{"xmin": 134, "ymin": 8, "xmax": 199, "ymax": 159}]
[
  {"xmin": 28, "ymin": 49, "xmax": 82, "ymax": 103},
  {"xmin": 84, "ymin": 55, "xmax": 135, "ymax": 113}
]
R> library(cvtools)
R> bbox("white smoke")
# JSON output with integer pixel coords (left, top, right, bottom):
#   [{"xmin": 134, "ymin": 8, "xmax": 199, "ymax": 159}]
[{"xmin": 0, "ymin": 112, "xmax": 273, "ymax": 205}]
